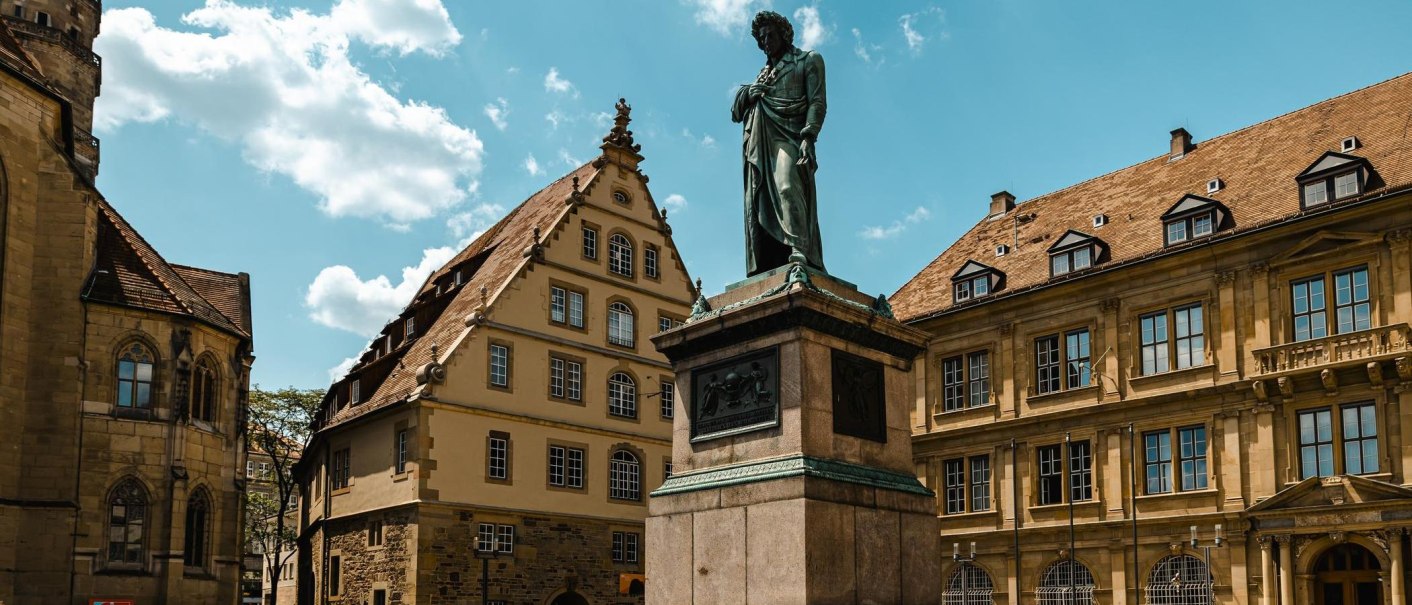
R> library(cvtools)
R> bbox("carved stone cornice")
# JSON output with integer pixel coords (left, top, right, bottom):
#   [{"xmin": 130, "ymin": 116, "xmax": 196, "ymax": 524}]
[
  {"xmin": 1387, "ymin": 229, "xmax": 1412, "ymax": 245},
  {"xmin": 1273, "ymin": 534, "xmax": 1292, "ymax": 545},
  {"xmin": 1215, "ymin": 271, "xmax": 1237, "ymax": 286},
  {"xmin": 1250, "ymin": 261, "xmax": 1271, "ymax": 275},
  {"xmin": 1257, "ymin": 535, "xmax": 1273, "ymax": 550}
]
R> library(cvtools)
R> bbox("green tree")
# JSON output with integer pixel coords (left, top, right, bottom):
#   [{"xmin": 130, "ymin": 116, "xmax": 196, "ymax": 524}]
[{"xmin": 245, "ymin": 386, "xmax": 322, "ymax": 605}]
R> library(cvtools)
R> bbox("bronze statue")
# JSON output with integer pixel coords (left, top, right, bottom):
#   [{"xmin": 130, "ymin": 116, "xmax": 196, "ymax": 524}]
[{"xmin": 731, "ymin": 10, "xmax": 827, "ymax": 276}]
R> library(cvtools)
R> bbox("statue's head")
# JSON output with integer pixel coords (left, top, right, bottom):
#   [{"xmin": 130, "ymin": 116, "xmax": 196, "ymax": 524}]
[{"xmin": 751, "ymin": 11, "xmax": 793, "ymax": 58}]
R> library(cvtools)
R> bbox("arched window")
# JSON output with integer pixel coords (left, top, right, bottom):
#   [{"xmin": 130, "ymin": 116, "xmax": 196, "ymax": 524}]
[
  {"xmin": 608, "ymin": 372, "xmax": 637, "ymax": 418},
  {"xmin": 609, "ymin": 449, "xmax": 641, "ymax": 501},
  {"xmin": 608, "ymin": 302, "xmax": 635, "ymax": 347},
  {"xmin": 117, "ymin": 342, "xmax": 155, "ymax": 408},
  {"xmin": 608, "ymin": 234, "xmax": 633, "ymax": 277},
  {"xmin": 191, "ymin": 357, "xmax": 218, "ymax": 422},
  {"xmin": 1037, "ymin": 559, "xmax": 1096, "ymax": 605},
  {"xmin": 945, "ymin": 562, "xmax": 995, "ymax": 605},
  {"xmin": 183, "ymin": 489, "xmax": 211, "ymax": 569},
  {"xmin": 1145, "ymin": 555, "xmax": 1211, "ymax": 605},
  {"xmin": 107, "ymin": 479, "xmax": 147, "ymax": 566}
]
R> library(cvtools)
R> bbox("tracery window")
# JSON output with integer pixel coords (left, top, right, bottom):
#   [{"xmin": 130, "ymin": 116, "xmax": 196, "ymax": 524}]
[
  {"xmin": 107, "ymin": 480, "xmax": 147, "ymax": 566},
  {"xmin": 183, "ymin": 489, "xmax": 210, "ymax": 569},
  {"xmin": 117, "ymin": 342, "xmax": 156, "ymax": 408},
  {"xmin": 191, "ymin": 357, "xmax": 218, "ymax": 422}
]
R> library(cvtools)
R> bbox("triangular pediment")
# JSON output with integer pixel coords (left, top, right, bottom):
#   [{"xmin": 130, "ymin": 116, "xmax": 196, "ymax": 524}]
[
  {"xmin": 1248, "ymin": 475, "xmax": 1412, "ymax": 514},
  {"xmin": 1162, "ymin": 194, "xmax": 1224, "ymax": 220},
  {"xmin": 952, "ymin": 260, "xmax": 997, "ymax": 281},
  {"xmin": 1048, "ymin": 229, "xmax": 1100, "ymax": 253},
  {"xmin": 1268, "ymin": 230, "xmax": 1383, "ymax": 266},
  {"xmin": 1297, "ymin": 151, "xmax": 1369, "ymax": 181}
]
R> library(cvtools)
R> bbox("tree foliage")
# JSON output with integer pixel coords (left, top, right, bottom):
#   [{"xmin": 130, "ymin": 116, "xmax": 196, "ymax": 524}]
[{"xmin": 245, "ymin": 385, "xmax": 322, "ymax": 605}]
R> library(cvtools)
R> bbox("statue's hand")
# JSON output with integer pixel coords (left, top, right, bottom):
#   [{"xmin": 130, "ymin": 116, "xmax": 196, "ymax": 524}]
[
  {"xmin": 797, "ymin": 137, "xmax": 817, "ymax": 169},
  {"xmin": 747, "ymin": 84, "xmax": 768, "ymax": 101}
]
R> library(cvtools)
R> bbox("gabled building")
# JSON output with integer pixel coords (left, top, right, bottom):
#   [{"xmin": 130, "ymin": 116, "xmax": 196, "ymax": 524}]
[
  {"xmin": 295, "ymin": 100, "xmax": 695, "ymax": 605},
  {"xmin": 0, "ymin": 3, "xmax": 255, "ymax": 603},
  {"xmin": 892, "ymin": 73, "xmax": 1412, "ymax": 605}
]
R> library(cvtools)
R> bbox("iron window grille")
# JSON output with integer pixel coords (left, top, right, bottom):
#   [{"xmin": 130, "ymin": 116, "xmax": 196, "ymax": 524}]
[
  {"xmin": 1144, "ymin": 555, "xmax": 1211, "ymax": 605},
  {"xmin": 1037, "ymin": 559, "xmax": 1097, "ymax": 605},
  {"xmin": 943, "ymin": 562, "xmax": 995, "ymax": 605}
]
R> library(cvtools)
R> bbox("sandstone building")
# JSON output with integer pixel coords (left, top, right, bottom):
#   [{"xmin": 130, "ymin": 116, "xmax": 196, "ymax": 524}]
[
  {"xmin": 892, "ymin": 73, "xmax": 1412, "ymax": 605},
  {"xmin": 0, "ymin": 2, "xmax": 255, "ymax": 603},
  {"xmin": 294, "ymin": 101, "xmax": 693, "ymax": 605}
]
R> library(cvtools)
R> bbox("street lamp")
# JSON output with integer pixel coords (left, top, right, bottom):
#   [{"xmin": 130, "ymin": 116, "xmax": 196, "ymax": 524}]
[
  {"xmin": 1189, "ymin": 524, "xmax": 1225, "ymax": 605},
  {"xmin": 473, "ymin": 536, "xmax": 504, "ymax": 605},
  {"xmin": 953, "ymin": 541, "xmax": 977, "ymax": 605}
]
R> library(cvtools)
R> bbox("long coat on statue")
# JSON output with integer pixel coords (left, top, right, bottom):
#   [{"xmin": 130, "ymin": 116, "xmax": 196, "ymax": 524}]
[{"xmin": 731, "ymin": 46, "xmax": 828, "ymax": 276}]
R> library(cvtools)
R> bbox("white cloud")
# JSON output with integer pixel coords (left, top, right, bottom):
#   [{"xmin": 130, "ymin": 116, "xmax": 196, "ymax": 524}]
[
  {"xmin": 446, "ymin": 202, "xmax": 505, "ymax": 240},
  {"xmin": 859, "ymin": 206, "xmax": 930, "ymax": 240},
  {"xmin": 591, "ymin": 111, "xmax": 613, "ymax": 129},
  {"xmin": 899, "ymin": 6, "xmax": 945, "ymax": 54},
  {"xmin": 306, "ymin": 244, "xmax": 459, "ymax": 336},
  {"xmin": 505, "ymin": 66, "xmax": 520, "ymax": 75},
  {"xmin": 328, "ymin": 355, "xmax": 359, "ymax": 382},
  {"xmin": 681, "ymin": 128, "xmax": 717, "ymax": 149},
  {"xmin": 852, "ymin": 27, "xmax": 883, "ymax": 65},
  {"xmin": 687, "ymin": 0, "xmax": 763, "ymax": 37},
  {"xmin": 523, "ymin": 153, "xmax": 544, "ymax": 176},
  {"xmin": 483, "ymin": 97, "xmax": 509, "ymax": 131},
  {"xmin": 543, "ymin": 67, "xmax": 578, "ymax": 97},
  {"xmin": 94, "ymin": 1, "xmax": 479, "ymax": 229},
  {"xmin": 558, "ymin": 148, "xmax": 583, "ymax": 168},
  {"xmin": 793, "ymin": 4, "xmax": 831, "ymax": 51},
  {"xmin": 544, "ymin": 110, "xmax": 566, "ymax": 130},
  {"xmin": 663, "ymin": 193, "xmax": 688, "ymax": 213}
]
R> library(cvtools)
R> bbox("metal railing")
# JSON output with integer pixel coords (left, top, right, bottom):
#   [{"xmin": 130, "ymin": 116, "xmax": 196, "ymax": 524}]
[
  {"xmin": 2, "ymin": 15, "xmax": 101, "ymax": 69},
  {"xmin": 1252, "ymin": 323, "xmax": 1411, "ymax": 378}
]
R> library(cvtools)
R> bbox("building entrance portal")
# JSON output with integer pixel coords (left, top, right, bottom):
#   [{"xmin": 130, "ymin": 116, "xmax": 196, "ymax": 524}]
[
  {"xmin": 1314, "ymin": 544, "xmax": 1381, "ymax": 605},
  {"xmin": 550, "ymin": 590, "xmax": 590, "ymax": 605}
]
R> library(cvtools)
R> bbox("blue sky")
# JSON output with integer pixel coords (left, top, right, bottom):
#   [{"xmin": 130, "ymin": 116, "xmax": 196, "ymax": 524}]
[{"xmin": 92, "ymin": 0, "xmax": 1412, "ymax": 390}]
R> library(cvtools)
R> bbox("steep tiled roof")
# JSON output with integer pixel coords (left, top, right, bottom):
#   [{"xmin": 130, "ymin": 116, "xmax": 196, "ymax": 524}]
[
  {"xmin": 892, "ymin": 72, "xmax": 1412, "ymax": 322},
  {"xmin": 320, "ymin": 163, "xmax": 602, "ymax": 427},
  {"xmin": 85, "ymin": 199, "xmax": 251, "ymax": 338},
  {"xmin": 172, "ymin": 264, "xmax": 252, "ymax": 335}
]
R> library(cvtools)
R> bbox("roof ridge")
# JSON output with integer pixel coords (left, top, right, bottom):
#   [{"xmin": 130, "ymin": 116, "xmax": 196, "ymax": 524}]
[{"xmin": 170, "ymin": 262, "xmax": 242, "ymax": 278}]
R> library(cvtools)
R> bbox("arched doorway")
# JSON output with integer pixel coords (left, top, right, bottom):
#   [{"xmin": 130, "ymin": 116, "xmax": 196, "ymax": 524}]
[
  {"xmin": 550, "ymin": 590, "xmax": 590, "ymax": 605},
  {"xmin": 1314, "ymin": 543, "xmax": 1381, "ymax": 605}
]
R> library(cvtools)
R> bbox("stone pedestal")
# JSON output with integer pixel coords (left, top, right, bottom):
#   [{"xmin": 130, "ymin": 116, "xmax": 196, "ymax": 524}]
[{"xmin": 647, "ymin": 265, "xmax": 941, "ymax": 605}]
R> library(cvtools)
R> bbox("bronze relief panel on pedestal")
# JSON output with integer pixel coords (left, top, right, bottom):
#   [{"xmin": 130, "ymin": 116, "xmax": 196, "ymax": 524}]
[
  {"xmin": 690, "ymin": 347, "xmax": 780, "ymax": 442},
  {"xmin": 831, "ymin": 349, "xmax": 886, "ymax": 443}
]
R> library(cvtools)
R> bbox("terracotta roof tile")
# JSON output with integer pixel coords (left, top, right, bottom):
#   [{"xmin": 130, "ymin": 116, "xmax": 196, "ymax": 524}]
[
  {"xmin": 172, "ymin": 264, "xmax": 251, "ymax": 335},
  {"xmin": 321, "ymin": 162, "xmax": 601, "ymax": 427},
  {"xmin": 891, "ymin": 72, "xmax": 1412, "ymax": 322}
]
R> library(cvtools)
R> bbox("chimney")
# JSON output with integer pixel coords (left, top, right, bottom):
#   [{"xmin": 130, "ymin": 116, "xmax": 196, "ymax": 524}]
[
  {"xmin": 989, "ymin": 191, "xmax": 1016, "ymax": 217},
  {"xmin": 1170, "ymin": 128, "xmax": 1193, "ymax": 160}
]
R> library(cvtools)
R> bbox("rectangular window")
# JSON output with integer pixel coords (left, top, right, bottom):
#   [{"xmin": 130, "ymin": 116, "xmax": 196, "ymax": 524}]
[
  {"xmin": 11, "ymin": 6, "xmax": 23, "ymax": 18},
  {"xmin": 1037, "ymin": 445, "xmax": 1063, "ymax": 505},
  {"xmin": 658, "ymin": 316, "xmax": 674, "ymax": 333},
  {"xmin": 1303, "ymin": 181, "xmax": 1329, "ymax": 206},
  {"xmin": 1292, "ymin": 276, "xmax": 1328, "ymax": 342},
  {"xmin": 1178, "ymin": 426, "xmax": 1208, "ymax": 491},
  {"xmin": 350, "ymin": 380, "xmax": 361, "ymax": 404},
  {"xmin": 455, "ymin": 269, "xmax": 464, "ymax": 286},
  {"xmin": 548, "ymin": 445, "xmax": 566, "ymax": 486},
  {"xmin": 1192, "ymin": 213, "xmax": 1213, "ymax": 237},
  {"xmin": 477, "ymin": 523, "xmax": 514, "ymax": 553},
  {"xmin": 612, "ymin": 531, "xmax": 640, "ymax": 563},
  {"xmin": 246, "ymin": 460, "xmax": 255, "ymax": 478},
  {"xmin": 1173, "ymin": 304, "xmax": 1204, "ymax": 370},
  {"xmin": 1166, "ymin": 221, "xmax": 1188, "ymax": 244},
  {"xmin": 1334, "ymin": 172, "xmax": 1360, "ymax": 199},
  {"xmin": 331, "ymin": 449, "xmax": 350, "ymax": 490},
  {"xmin": 1035, "ymin": 336, "xmax": 1060, "ymax": 395},
  {"xmin": 1072, "ymin": 247, "xmax": 1091, "ymax": 270},
  {"xmin": 368, "ymin": 519, "xmax": 384, "ymax": 547},
  {"xmin": 550, "ymin": 357, "xmax": 565, "ymax": 399},
  {"xmin": 1051, "ymin": 254, "xmax": 1069, "ymax": 276},
  {"xmin": 1144, "ymin": 430, "xmax": 1173, "ymax": 494},
  {"xmin": 954, "ymin": 280, "xmax": 972, "ymax": 302},
  {"xmin": 34, "ymin": 11, "xmax": 48, "ymax": 26},
  {"xmin": 1065, "ymin": 329, "xmax": 1092, "ymax": 389},
  {"xmin": 943, "ymin": 458, "xmax": 965, "ymax": 514},
  {"xmin": 549, "ymin": 445, "xmax": 585, "ymax": 489},
  {"xmin": 404, "ymin": 316, "xmax": 415, "ymax": 339},
  {"xmin": 329, "ymin": 555, "xmax": 341, "ymax": 596},
  {"xmin": 1333, "ymin": 267, "xmax": 1371, "ymax": 334},
  {"xmin": 1140, "ymin": 311, "xmax": 1170, "ymax": 375},
  {"xmin": 664, "ymin": 460, "xmax": 674, "ymax": 479},
  {"xmin": 1342, "ymin": 403, "xmax": 1378, "ymax": 475},
  {"xmin": 550, "ymin": 287, "xmax": 566, "ymax": 323},
  {"xmin": 565, "ymin": 359, "xmax": 582, "ymax": 401},
  {"xmin": 582, "ymin": 226, "xmax": 598, "ymax": 259},
  {"xmin": 970, "ymin": 456, "xmax": 991, "ymax": 512},
  {"xmin": 568, "ymin": 291, "xmax": 585, "ymax": 328},
  {"xmin": 489, "ymin": 344, "xmax": 509, "ymax": 387},
  {"xmin": 645, "ymin": 246, "xmax": 660, "ymax": 278},
  {"xmin": 1068, "ymin": 440, "xmax": 1092, "ymax": 502},
  {"xmin": 660, "ymin": 381, "xmax": 675, "ymax": 419},
  {"xmin": 488, "ymin": 434, "xmax": 509, "ymax": 480},
  {"xmin": 477, "ymin": 523, "xmax": 495, "ymax": 552},
  {"xmin": 968, "ymin": 352, "xmax": 990, "ymax": 408},
  {"xmin": 395, "ymin": 429, "xmax": 408, "ymax": 474},
  {"xmin": 942, "ymin": 357, "xmax": 964, "ymax": 412},
  {"xmin": 1299, "ymin": 409, "xmax": 1335, "ymax": 479}
]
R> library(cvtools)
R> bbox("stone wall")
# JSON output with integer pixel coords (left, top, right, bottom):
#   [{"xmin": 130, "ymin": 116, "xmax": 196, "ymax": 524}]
[{"xmin": 326, "ymin": 506, "xmax": 417, "ymax": 604}]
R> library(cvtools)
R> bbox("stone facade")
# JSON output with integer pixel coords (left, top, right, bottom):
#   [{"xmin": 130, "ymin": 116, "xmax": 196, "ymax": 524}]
[
  {"xmin": 892, "ymin": 74, "xmax": 1412, "ymax": 605},
  {"xmin": 296, "ymin": 101, "xmax": 691, "ymax": 605},
  {"xmin": 0, "ymin": 9, "xmax": 254, "ymax": 605}
]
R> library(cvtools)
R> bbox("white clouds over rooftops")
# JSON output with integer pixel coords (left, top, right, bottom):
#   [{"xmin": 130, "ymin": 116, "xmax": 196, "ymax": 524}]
[
  {"xmin": 859, "ymin": 206, "xmax": 931, "ymax": 240},
  {"xmin": 94, "ymin": 0, "xmax": 479, "ymax": 228},
  {"xmin": 687, "ymin": 0, "xmax": 763, "ymax": 37},
  {"xmin": 543, "ymin": 67, "xmax": 578, "ymax": 97}
]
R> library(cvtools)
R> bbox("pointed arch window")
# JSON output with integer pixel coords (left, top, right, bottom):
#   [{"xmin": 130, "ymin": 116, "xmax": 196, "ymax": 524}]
[
  {"xmin": 1038, "ymin": 559, "xmax": 1096, "ymax": 605},
  {"xmin": 609, "ymin": 449, "xmax": 641, "ymax": 501},
  {"xmin": 107, "ymin": 480, "xmax": 147, "ymax": 566},
  {"xmin": 1144, "ymin": 555, "xmax": 1211, "ymax": 605},
  {"xmin": 183, "ymin": 490, "xmax": 211, "ymax": 569},
  {"xmin": 608, "ymin": 234, "xmax": 634, "ymax": 277},
  {"xmin": 608, "ymin": 372, "xmax": 637, "ymax": 418},
  {"xmin": 944, "ymin": 562, "xmax": 995, "ymax": 605},
  {"xmin": 117, "ymin": 342, "xmax": 155, "ymax": 408},
  {"xmin": 608, "ymin": 302, "xmax": 635, "ymax": 347},
  {"xmin": 191, "ymin": 357, "xmax": 218, "ymax": 422}
]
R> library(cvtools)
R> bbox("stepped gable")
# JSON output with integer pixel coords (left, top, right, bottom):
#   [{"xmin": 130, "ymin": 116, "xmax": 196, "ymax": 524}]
[
  {"xmin": 891, "ymin": 72, "xmax": 1412, "ymax": 323},
  {"xmin": 86, "ymin": 199, "xmax": 250, "ymax": 338},
  {"xmin": 323, "ymin": 162, "xmax": 601, "ymax": 427}
]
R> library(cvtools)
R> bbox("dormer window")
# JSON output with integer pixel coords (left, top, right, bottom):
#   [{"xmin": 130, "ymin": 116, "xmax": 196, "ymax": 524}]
[
  {"xmin": 951, "ymin": 260, "xmax": 1003, "ymax": 303},
  {"xmin": 1161, "ymin": 194, "xmax": 1230, "ymax": 246},
  {"xmin": 1047, "ymin": 230, "xmax": 1105, "ymax": 277},
  {"xmin": 34, "ymin": 11, "xmax": 49, "ymax": 27},
  {"xmin": 404, "ymin": 316, "xmax": 416, "ymax": 339},
  {"xmin": 1296, "ymin": 151, "xmax": 1373, "ymax": 209}
]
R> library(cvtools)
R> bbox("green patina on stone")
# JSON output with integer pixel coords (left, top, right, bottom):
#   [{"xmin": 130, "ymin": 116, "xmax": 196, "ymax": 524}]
[{"xmin": 650, "ymin": 454, "xmax": 933, "ymax": 498}]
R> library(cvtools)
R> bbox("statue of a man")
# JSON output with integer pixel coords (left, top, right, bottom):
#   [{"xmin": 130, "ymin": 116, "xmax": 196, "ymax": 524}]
[{"xmin": 731, "ymin": 11, "xmax": 827, "ymax": 277}]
